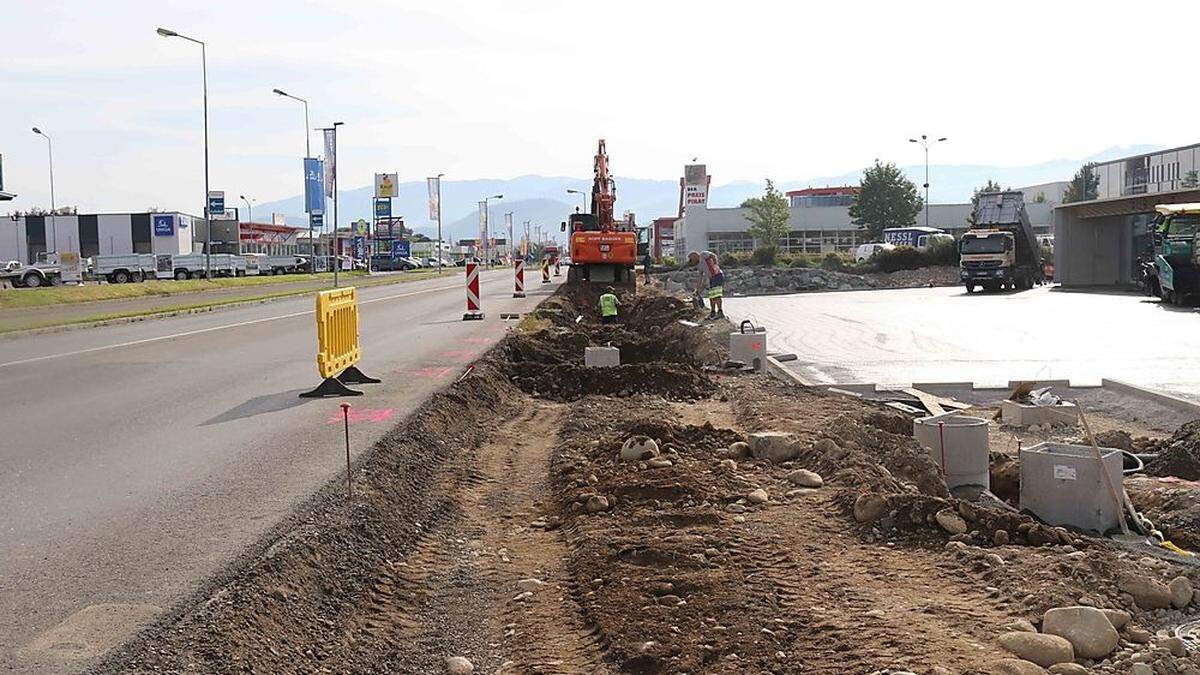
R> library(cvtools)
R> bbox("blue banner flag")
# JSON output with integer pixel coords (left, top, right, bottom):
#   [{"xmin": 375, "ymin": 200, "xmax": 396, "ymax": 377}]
[{"xmin": 304, "ymin": 158, "xmax": 325, "ymax": 214}]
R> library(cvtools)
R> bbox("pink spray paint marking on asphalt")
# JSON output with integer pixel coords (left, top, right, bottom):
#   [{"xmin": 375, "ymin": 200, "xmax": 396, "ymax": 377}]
[
  {"xmin": 326, "ymin": 408, "xmax": 395, "ymax": 424},
  {"xmin": 404, "ymin": 366, "xmax": 455, "ymax": 380}
]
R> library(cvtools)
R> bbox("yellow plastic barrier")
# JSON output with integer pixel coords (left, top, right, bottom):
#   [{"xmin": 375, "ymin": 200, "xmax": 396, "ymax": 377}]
[
  {"xmin": 301, "ymin": 287, "xmax": 380, "ymax": 398},
  {"xmin": 316, "ymin": 287, "xmax": 361, "ymax": 378}
]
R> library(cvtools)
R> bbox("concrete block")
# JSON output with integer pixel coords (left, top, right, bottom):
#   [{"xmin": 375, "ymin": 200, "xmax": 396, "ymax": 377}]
[
  {"xmin": 729, "ymin": 331, "xmax": 766, "ymax": 370},
  {"xmin": 748, "ymin": 432, "xmax": 800, "ymax": 463},
  {"xmin": 1101, "ymin": 379, "xmax": 1200, "ymax": 416},
  {"xmin": 1007, "ymin": 379, "xmax": 1073, "ymax": 390},
  {"xmin": 913, "ymin": 414, "xmax": 990, "ymax": 489},
  {"xmin": 1001, "ymin": 400, "xmax": 1078, "ymax": 427},
  {"xmin": 1020, "ymin": 442, "xmax": 1123, "ymax": 534},
  {"xmin": 584, "ymin": 346, "xmax": 620, "ymax": 368},
  {"xmin": 822, "ymin": 383, "xmax": 878, "ymax": 394}
]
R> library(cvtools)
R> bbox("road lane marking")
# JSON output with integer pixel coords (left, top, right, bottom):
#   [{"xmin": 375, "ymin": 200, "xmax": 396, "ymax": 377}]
[{"xmin": 0, "ymin": 282, "xmax": 473, "ymax": 369}]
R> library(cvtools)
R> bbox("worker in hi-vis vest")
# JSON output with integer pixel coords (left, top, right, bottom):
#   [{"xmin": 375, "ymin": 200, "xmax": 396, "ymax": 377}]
[{"xmin": 599, "ymin": 286, "xmax": 620, "ymax": 324}]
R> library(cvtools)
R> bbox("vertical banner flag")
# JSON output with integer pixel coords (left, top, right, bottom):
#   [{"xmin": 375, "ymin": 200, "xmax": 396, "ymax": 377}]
[
  {"xmin": 427, "ymin": 177, "xmax": 440, "ymax": 221},
  {"xmin": 304, "ymin": 158, "xmax": 325, "ymax": 213},
  {"xmin": 323, "ymin": 129, "xmax": 336, "ymax": 197}
]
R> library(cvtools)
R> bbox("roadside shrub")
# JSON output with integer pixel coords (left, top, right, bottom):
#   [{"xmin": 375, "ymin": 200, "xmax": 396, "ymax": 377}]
[
  {"xmin": 662, "ymin": 256, "xmax": 677, "ymax": 267},
  {"xmin": 788, "ymin": 256, "xmax": 811, "ymax": 268},
  {"xmin": 819, "ymin": 252, "xmax": 846, "ymax": 272},
  {"xmin": 869, "ymin": 240, "xmax": 959, "ymax": 273},
  {"xmin": 751, "ymin": 246, "xmax": 778, "ymax": 266},
  {"xmin": 926, "ymin": 238, "xmax": 959, "ymax": 266},
  {"xmin": 719, "ymin": 252, "xmax": 740, "ymax": 269}
]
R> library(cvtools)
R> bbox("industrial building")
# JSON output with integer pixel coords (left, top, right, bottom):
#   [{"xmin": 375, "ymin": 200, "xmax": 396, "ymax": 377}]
[
  {"xmin": 1054, "ymin": 143, "xmax": 1200, "ymax": 286},
  {"xmin": 0, "ymin": 211, "xmax": 199, "ymax": 264},
  {"xmin": 677, "ymin": 185, "xmax": 1055, "ymax": 257}
]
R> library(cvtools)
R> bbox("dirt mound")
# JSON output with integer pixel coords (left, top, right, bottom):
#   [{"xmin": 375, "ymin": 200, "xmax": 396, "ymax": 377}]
[
  {"xmin": 511, "ymin": 362, "xmax": 712, "ymax": 401},
  {"xmin": 1143, "ymin": 419, "xmax": 1200, "ymax": 480}
]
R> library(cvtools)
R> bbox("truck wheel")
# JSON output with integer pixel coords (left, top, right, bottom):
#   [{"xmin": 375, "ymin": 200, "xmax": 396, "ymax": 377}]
[
  {"xmin": 964, "ymin": 284, "xmax": 976, "ymax": 294},
  {"xmin": 50, "ymin": 275, "xmax": 64, "ymax": 286},
  {"xmin": 113, "ymin": 270, "xmax": 130, "ymax": 284},
  {"xmin": 175, "ymin": 270, "xmax": 188, "ymax": 281},
  {"xmin": 23, "ymin": 273, "xmax": 43, "ymax": 288},
  {"xmin": 189, "ymin": 270, "xmax": 204, "ymax": 280}
]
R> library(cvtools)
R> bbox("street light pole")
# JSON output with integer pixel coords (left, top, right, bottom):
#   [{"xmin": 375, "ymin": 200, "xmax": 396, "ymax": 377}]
[
  {"xmin": 31, "ymin": 127, "xmax": 56, "ymax": 254},
  {"xmin": 432, "ymin": 173, "xmax": 444, "ymax": 274},
  {"xmin": 482, "ymin": 194, "xmax": 502, "ymax": 265},
  {"xmin": 908, "ymin": 134, "xmax": 947, "ymax": 229},
  {"xmin": 567, "ymin": 188, "xmax": 587, "ymax": 213},
  {"xmin": 239, "ymin": 195, "xmax": 254, "ymax": 253},
  {"xmin": 319, "ymin": 122, "xmax": 344, "ymax": 287},
  {"xmin": 273, "ymin": 88, "xmax": 314, "ymax": 272},
  {"xmin": 158, "ymin": 27, "xmax": 211, "ymax": 278}
]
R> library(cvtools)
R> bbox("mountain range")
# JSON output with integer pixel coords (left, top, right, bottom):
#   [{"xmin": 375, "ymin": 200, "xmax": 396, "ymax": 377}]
[{"xmin": 252, "ymin": 145, "xmax": 1160, "ymax": 241}]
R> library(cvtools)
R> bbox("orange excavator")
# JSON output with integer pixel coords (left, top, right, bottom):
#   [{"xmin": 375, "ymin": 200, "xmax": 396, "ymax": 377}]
[{"xmin": 561, "ymin": 140, "xmax": 640, "ymax": 288}]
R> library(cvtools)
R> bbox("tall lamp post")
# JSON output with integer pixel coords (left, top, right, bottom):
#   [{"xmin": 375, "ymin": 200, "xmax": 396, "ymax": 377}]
[
  {"xmin": 908, "ymin": 134, "xmax": 947, "ymax": 229},
  {"xmin": 273, "ymin": 88, "xmax": 315, "ymax": 273},
  {"xmin": 31, "ymin": 127, "xmax": 56, "ymax": 254},
  {"xmin": 429, "ymin": 172, "xmax": 444, "ymax": 273},
  {"xmin": 566, "ymin": 188, "xmax": 587, "ymax": 213},
  {"xmin": 239, "ymin": 195, "xmax": 254, "ymax": 253},
  {"xmin": 317, "ymin": 122, "xmax": 344, "ymax": 286},
  {"xmin": 158, "ymin": 27, "xmax": 211, "ymax": 278},
  {"xmin": 481, "ymin": 194, "xmax": 502, "ymax": 265}
]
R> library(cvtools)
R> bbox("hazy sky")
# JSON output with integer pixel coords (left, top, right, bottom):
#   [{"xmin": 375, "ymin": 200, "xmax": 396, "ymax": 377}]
[{"xmin": 3, "ymin": 0, "xmax": 1198, "ymax": 215}]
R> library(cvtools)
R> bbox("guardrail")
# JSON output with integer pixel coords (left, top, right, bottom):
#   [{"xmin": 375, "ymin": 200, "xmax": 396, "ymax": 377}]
[{"xmin": 300, "ymin": 286, "xmax": 381, "ymax": 398}]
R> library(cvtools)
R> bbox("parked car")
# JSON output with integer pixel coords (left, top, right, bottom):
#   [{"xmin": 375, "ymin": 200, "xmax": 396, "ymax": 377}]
[{"xmin": 855, "ymin": 242, "xmax": 895, "ymax": 263}]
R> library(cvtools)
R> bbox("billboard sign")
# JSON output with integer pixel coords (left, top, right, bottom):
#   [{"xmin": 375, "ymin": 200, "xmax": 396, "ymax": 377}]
[
  {"xmin": 310, "ymin": 212, "xmax": 324, "ymax": 228},
  {"xmin": 177, "ymin": 214, "xmax": 190, "ymax": 230},
  {"xmin": 354, "ymin": 219, "xmax": 369, "ymax": 236},
  {"xmin": 684, "ymin": 183, "xmax": 708, "ymax": 207},
  {"xmin": 273, "ymin": 213, "xmax": 286, "ymax": 226},
  {"xmin": 155, "ymin": 254, "xmax": 174, "ymax": 280},
  {"xmin": 352, "ymin": 235, "xmax": 366, "ymax": 260},
  {"xmin": 153, "ymin": 214, "xmax": 175, "ymax": 236},
  {"xmin": 59, "ymin": 251, "xmax": 82, "ymax": 283},
  {"xmin": 207, "ymin": 191, "xmax": 225, "ymax": 217},
  {"xmin": 304, "ymin": 158, "xmax": 325, "ymax": 213},
  {"xmin": 374, "ymin": 198, "xmax": 392, "ymax": 219},
  {"xmin": 391, "ymin": 239, "xmax": 411, "ymax": 259},
  {"xmin": 374, "ymin": 173, "xmax": 398, "ymax": 198}
]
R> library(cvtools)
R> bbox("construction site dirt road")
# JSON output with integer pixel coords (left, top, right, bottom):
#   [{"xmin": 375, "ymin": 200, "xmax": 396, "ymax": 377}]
[{"xmin": 88, "ymin": 285, "xmax": 1200, "ymax": 675}]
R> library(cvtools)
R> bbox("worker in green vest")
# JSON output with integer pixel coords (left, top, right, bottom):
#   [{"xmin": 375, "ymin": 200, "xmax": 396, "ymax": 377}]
[{"xmin": 599, "ymin": 286, "xmax": 620, "ymax": 324}]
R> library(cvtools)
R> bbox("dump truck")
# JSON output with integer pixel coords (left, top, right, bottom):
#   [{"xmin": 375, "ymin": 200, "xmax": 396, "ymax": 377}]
[
  {"xmin": 560, "ymin": 140, "xmax": 638, "ymax": 288},
  {"xmin": 1149, "ymin": 203, "xmax": 1200, "ymax": 305},
  {"xmin": 959, "ymin": 191, "xmax": 1043, "ymax": 293}
]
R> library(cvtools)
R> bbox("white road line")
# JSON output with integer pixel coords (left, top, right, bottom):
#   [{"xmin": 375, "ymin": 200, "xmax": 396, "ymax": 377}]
[{"xmin": 0, "ymin": 282, "xmax": 465, "ymax": 369}]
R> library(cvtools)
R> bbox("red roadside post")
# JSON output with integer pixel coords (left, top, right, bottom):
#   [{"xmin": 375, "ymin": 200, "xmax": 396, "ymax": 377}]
[{"xmin": 341, "ymin": 402, "xmax": 353, "ymax": 501}]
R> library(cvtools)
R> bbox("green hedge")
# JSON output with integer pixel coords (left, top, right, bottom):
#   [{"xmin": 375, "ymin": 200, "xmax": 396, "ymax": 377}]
[{"xmin": 868, "ymin": 240, "xmax": 958, "ymax": 272}]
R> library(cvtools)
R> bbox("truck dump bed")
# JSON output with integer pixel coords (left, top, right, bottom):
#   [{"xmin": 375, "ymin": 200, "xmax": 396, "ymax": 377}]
[{"xmin": 972, "ymin": 191, "xmax": 1039, "ymax": 259}]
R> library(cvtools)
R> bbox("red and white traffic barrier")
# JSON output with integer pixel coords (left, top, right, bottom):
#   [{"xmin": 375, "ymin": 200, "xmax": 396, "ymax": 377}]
[
  {"xmin": 463, "ymin": 261, "xmax": 484, "ymax": 321},
  {"xmin": 513, "ymin": 259, "xmax": 525, "ymax": 298}
]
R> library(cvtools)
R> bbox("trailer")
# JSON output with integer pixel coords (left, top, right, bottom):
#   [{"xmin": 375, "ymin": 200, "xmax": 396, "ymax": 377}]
[
  {"xmin": 171, "ymin": 254, "xmax": 246, "ymax": 279},
  {"xmin": 0, "ymin": 253, "xmax": 70, "ymax": 287},
  {"xmin": 94, "ymin": 254, "xmax": 158, "ymax": 283}
]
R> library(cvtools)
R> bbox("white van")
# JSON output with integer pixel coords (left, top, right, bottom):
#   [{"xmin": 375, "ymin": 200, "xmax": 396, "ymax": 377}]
[{"xmin": 855, "ymin": 242, "xmax": 895, "ymax": 263}]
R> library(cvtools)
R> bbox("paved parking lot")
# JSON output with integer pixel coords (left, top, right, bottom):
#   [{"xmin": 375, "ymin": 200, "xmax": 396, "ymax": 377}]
[{"xmin": 725, "ymin": 285, "xmax": 1200, "ymax": 398}]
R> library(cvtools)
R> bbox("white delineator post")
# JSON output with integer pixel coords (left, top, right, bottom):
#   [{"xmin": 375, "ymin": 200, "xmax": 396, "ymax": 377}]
[
  {"xmin": 463, "ymin": 261, "xmax": 484, "ymax": 321},
  {"xmin": 513, "ymin": 259, "xmax": 525, "ymax": 298}
]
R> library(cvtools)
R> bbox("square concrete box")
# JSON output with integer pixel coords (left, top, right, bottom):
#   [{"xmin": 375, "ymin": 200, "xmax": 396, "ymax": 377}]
[
  {"xmin": 1001, "ymin": 400, "xmax": 1078, "ymax": 427},
  {"xmin": 729, "ymin": 330, "xmax": 766, "ymax": 370},
  {"xmin": 1020, "ymin": 442, "xmax": 1123, "ymax": 534},
  {"xmin": 584, "ymin": 346, "xmax": 620, "ymax": 368}
]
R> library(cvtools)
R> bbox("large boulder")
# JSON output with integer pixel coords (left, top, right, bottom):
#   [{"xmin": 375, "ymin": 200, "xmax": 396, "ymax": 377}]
[
  {"xmin": 786, "ymin": 469, "xmax": 824, "ymax": 488},
  {"xmin": 1047, "ymin": 664, "xmax": 1088, "ymax": 675},
  {"xmin": 620, "ymin": 436, "xmax": 659, "ymax": 462},
  {"xmin": 934, "ymin": 508, "xmax": 968, "ymax": 535},
  {"xmin": 1100, "ymin": 608, "xmax": 1130, "ymax": 630},
  {"xmin": 853, "ymin": 493, "xmax": 888, "ymax": 523},
  {"xmin": 748, "ymin": 432, "xmax": 800, "ymax": 463},
  {"xmin": 998, "ymin": 631, "xmax": 1074, "ymax": 667},
  {"xmin": 1120, "ymin": 577, "xmax": 1174, "ymax": 610},
  {"xmin": 994, "ymin": 659, "xmax": 1049, "ymax": 675},
  {"xmin": 1168, "ymin": 575, "xmax": 1194, "ymax": 609},
  {"xmin": 1041, "ymin": 606, "xmax": 1119, "ymax": 659}
]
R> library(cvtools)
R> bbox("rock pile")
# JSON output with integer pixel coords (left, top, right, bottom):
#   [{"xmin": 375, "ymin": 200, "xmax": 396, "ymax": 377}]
[{"xmin": 660, "ymin": 266, "xmax": 877, "ymax": 296}]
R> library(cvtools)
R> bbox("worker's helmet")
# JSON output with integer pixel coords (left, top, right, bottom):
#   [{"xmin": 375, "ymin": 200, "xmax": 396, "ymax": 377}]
[{"xmin": 606, "ymin": 286, "xmax": 615, "ymax": 294}]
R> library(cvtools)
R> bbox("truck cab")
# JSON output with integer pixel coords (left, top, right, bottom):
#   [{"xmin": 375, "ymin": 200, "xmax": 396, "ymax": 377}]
[{"xmin": 1152, "ymin": 203, "xmax": 1200, "ymax": 305}]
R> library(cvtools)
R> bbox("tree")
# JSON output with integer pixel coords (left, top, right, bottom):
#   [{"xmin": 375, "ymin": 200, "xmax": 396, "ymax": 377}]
[
  {"xmin": 1183, "ymin": 170, "xmax": 1199, "ymax": 189},
  {"xmin": 1033, "ymin": 191, "xmax": 1047, "ymax": 203},
  {"xmin": 967, "ymin": 179, "xmax": 1005, "ymax": 225},
  {"xmin": 1063, "ymin": 163, "xmax": 1099, "ymax": 203},
  {"xmin": 849, "ymin": 160, "xmax": 923, "ymax": 239},
  {"xmin": 741, "ymin": 179, "xmax": 791, "ymax": 255}
]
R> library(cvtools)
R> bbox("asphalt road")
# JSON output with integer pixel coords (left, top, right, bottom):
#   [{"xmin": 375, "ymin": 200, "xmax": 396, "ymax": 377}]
[
  {"xmin": 0, "ymin": 268, "xmax": 558, "ymax": 673},
  {"xmin": 725, "ymin": 285, "xmax": 1200, "ymax": 397}
]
